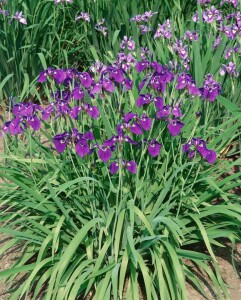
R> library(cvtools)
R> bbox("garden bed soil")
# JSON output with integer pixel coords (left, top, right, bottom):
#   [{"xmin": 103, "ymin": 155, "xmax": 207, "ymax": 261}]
[{"xmin": 0, "ymin": 109, "xmax": 241, "ymax": 299}]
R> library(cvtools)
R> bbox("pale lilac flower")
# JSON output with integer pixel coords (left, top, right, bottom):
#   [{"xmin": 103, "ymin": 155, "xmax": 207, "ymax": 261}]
[
  {"xmin": 203, "ymin": 6, "xmax": 222, "ymax": 23},
  {"xmin": 221, "ymin": 24, "xmax": 239, "ymax": 40},
  {"xmin": 192, "ymin": 11, "xmax": 200, "ymax": 23},
  {"xmin": 154, "ymin": 19, "xmax": 172, "ymax": 39},
  {"xmin": 139, "ymin": 25, "xmax": 152, "ymax": 34},
  {"xmin": 95, "ymin": 19, "xmax": 107, "ymax": 36},
  {"xmin": 120, "ymin": 36, "xmax": 135, "ymax": 50},
  {"xmin": 75, "ymin": 12, "xmax": 90, "ymax": 22},
  {"xmin": 130, "ymin": 14, "xmax": 143, "ymax": 23},
  {"xmin": 12, "ymin": 11, "xmax": 27, "ymax": 25},
  {"xmin": 89, "ymin": 61, "xmax": 107, "ymax": 74},
  {"xmin": 220, "ymin": 62, "xmax": 239, "ymax": 77},
  {"xmin": 143, "ymin": 11, "xmax": 158, "ymax": 20},
  {"xmin": 184, "ymin": 31, "xmax": 198, "ymax": 42}
]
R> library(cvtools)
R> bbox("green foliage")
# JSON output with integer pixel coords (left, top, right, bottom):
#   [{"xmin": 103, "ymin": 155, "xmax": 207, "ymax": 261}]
[
  {"xmin": 0, "ymin": 0, "xmax": 241, "ymax": 299},
  {"xmin": 0, "ymin": 78, "xmax": 240, "ymax": 299}
]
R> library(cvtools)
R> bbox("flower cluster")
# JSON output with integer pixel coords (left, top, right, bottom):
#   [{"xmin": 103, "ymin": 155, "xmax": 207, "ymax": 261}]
[
  {"xmin": 0, "ymin": 0, "xmax": 9, "ymax": 16},
  {"xmin": 154, "ymin": 19, "xmax": 172, "ymax": 40},
  {"xmin": 183, "ymin": 138, "xmax": 217, "ymax": 164},
  {"xmin": 200, "ymin": 74, "xmax": 222, "ymax": 102},
  {"xmin": 2, "ymin": 102, "xmax": 42, "ymax": 135},
  {"xmin": 2, "ymin": 9, "xmax": 225, "ymax": 172},
  {"xmin": 130, "ymin": 11, "xmax": 157, "ymax": 35}
]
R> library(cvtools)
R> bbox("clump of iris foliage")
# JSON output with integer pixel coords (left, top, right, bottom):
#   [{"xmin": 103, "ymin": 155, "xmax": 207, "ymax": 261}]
[
  {"xmin": 0, "ymin": 0, "xmax": 183, "ymax": 101},
  {"xmin": 0, "ymin": 0, "xmax": 241, "ymax": 299}
]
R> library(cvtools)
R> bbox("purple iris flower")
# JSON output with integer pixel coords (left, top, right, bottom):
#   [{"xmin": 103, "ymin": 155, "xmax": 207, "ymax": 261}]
[
  {"xmin": 117, "ymin": 122, "xmax": 142, "ymax": 135},
  {"xmin": 75, "ymin": 131, "xmax": 94, "ymax": 158},
  {"xmin": 13, "ymin": 102, "xmax": 43, "ymax": 118},
  {"xmin": 95, "ymin": 19, "xmax": 108, "ymax": 36},
  {"xmin": 136, "ymin": 94, "xmax": 163, "ymax": 109},
  {"xmin": 156, "ymin": 105, "xmax": 171, "ymax": 119},
  {"xmin": 70, "ymin": 103, "xmax": 99, "ymax": 119},
  {"xmin": 200, "ymin": 74, "xmax": 221, "ymax": 102},
  {"xmin": 121, "ymin": 112, "xmax": 152, "ymax": 134},
  {"xmin": 138, "ymin": 69, "xmax": 174, "ymax": 93},
  {"xmin": 90, "ymin": 61, "xmax": 107, "ymax": 74},
  {"xmin": 176, "ymin": 73, "xmax": 200, "ymax": 96},
  {"xmin": 130, "ymin": 14, "xmax": 144, "ymax": 23},
  {"xmin": 2, "ymin": 118, "xmax": 23, "ymax": 135},
  {"xmin": 53, "ymin": 129, "xmax": 94, "ymax": 156},
  {"xmin": 184, "ymin": 31, "xmax": 198, "ymax": 42},
  {"xmin": 203, "ymin": 6, "xmax": 222, "ymax": 23},
  {"xmin": 83, "ymin": 103, "xmax": 100, "ymax": 119},
  {"xmin": 221, "ymin": 24, "xmax": 238, "ymax": 40},
  {"xmin": 38, "ymin": 68, "xmax": 54, "ymax": 83},
  {"xmin": 220, "ymin": 62, "xmax": 239, "ymax": 77},
  {"xmin": 167, "ymin": 119, "xmax": 184, "ymax": 136},
  {"xmin": 224, "ymin": 48, "xmax": 233, "ymax": 60},
  {"xmin": 135, "ymin": 61, "xmax": 163, "ymax": 74},
  {"xmin": 76, "ymin": 72, "xmax": 93, "ymax": 89},
  {"xmin": 54, "ymin": 90, "xmax": 71, "ymax": 102},
  {"xmin": 12, "ymin": 11, "xmax": 27, "ymax": 25},
  {"xmin": 94, "ymin": 144, "xmax": 113, "ymax": 162},
  {"xmin": 25, "ymin": 115, "xmax": 41, "ymax": 131},
  {"xmin": 154, "ymin": 19, "xmax": 172, "ymax": 39},
  {"xmin": 10, "ymin": 102, "xmax": 42, "ymax": 131},
  {"xmin": 147, "ymin": 139, "xmax": 162, "ymax": 157},
  {"xmin": 71, "ymin": 86, "xmax": 84, "ymax": 100},
  {"xmin": 115, "ymin": 53, "xmax": 136, "ymax": 72},
  {"xmin": 157, "ymin": 100, "xmax": 182, "ymax": 121},
  {"xmin": 139, "ymin": 25, "xmax": 152, "ymax": 35},
  {"xmin": 140, "ymin": 47, "xmax": 151, "ymax": 60},
  {"xmin": 55, "ymin": 101, "xmax": 70, "ymax": 119},
  {"xmin": 192, "ymin": 11, "xmax": 200, "ymax": 23},
  {"xmin": 136, "ymin": 60, "xmax": 150, "ymax": 73},
  {"xmin": 53, "ymin": 132, "xmax": 71, "ymax": 153},
  {"xmin": 110, "ymin": 160, "xmax": 137, "ymax": 174},
  {"xmin": 121, "ymin": 78, "xmax": 133, "ymax": 91},
  {"xmin": 38, "ymin": 68, "xmax": 66, "ymax": 84},
  {"xmin": 120, "ymin": 36, "xmax": 135, "ymax": 50},
  {"xmin": 75, "ymin": 12, "xmax": 90, "ymax": 22},
  {"xmin": 143, "ymin": 11, "xmax": 158, "ymax": 20},
  {"xmin": 52, "ymin": 70, "xmax": 67, "ymax": 84},
  {"xmin": 183, "ymin": 138, "xmax": 217, "ymax": 164},
  {"xmin": 91, "ymin": 79, "xmax": 115, "ymax": 95},
  {"xmin": 42, "ymin": 103, "xmax": 55, "ymax": 120},
  {"xmin": 173, "ymin": 41, "xmax": 189, "ymax": 61},
  {"xmin": 220, "ymin": 0, "xmax": 237, "ymax": 8},
  {"xmin": 107, "ymin": 67, "xmax": 124, "ymax": 83}
]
